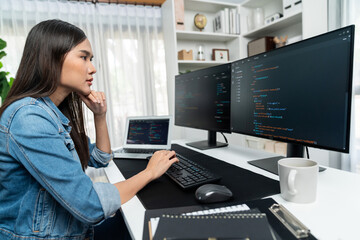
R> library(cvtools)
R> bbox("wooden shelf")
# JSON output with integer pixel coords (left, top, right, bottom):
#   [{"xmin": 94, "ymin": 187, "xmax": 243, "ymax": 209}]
[
  {"xmin": 243, "ymin": 11, "xmax": 302, "ymax": 38},
  {"xmin": 177, "ymin": 30, "xmax": 240, "ymax": 42},
  {"xmin": 178, "ymin": 60, "xmax": 229, "ymax": 69},
  {"xmin": 242, "ymin": 0, "xmax": 279, "ymax": 8},
  {"xmin": 184, "ymin": 0, "xmax": 238, "ymax": 13}
]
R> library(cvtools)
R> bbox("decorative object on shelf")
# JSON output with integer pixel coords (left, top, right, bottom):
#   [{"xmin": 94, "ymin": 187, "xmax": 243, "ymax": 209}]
[
  {"xmin": 196, "ymin": 44, "xmax": 206, "ymax": 61},
  {"xmin": 264, "ymin": 12, "xmax": 283, "ymax": 25},
  {"xmin": 273, "ymin": 35, "xmax": 288, "ymax": 48},
  {"xmin": 174, "ymin": 0, "xmax": 185, "ymax": 30},
  {"xmin": 212, "ymin": 49, "xmax": 229, "ymax": 62},
  {"xmin": 194, "ymin": 13, "xmax": 207, "ymax": 31},
  {"xmin": 253, "ymin": 8, "xmax": 264, "ymax": 29},
  {"xmin": 247, "ymin": 37, "xmax": 275, "ymax": 57},
  {"xmin": 283, "ymin": 0, "xmax": 302, "ymax": 17},
  {"xmin": 178, "ymin": 49, "xmax": 193, "ymax": 60},
  {"xmin": 247, "ymin": 9, "xmax": 254, "ymax": 32}
]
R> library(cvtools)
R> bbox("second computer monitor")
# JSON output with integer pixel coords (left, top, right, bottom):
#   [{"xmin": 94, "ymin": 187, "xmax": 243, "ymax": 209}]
[
  {"xmin": 175, "ymin": 64, "xmax": 231, "ymax": 150},
  {"xmin": 231, "ymin": 25, "xmax": 354, "ymax": 154}
]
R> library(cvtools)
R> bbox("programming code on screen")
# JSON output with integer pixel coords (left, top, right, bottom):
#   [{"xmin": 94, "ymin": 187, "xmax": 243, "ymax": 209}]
[
  {"xmin": 127, "ymin": 120, "xmax": 169, "ymax": 145},
  {"xmin": 175, "ymin": 64, "xmax": 231, "ymax": 132},
  {"xmin": 231, "ymin": 28, "xmax": 353, "ymax": 152}
]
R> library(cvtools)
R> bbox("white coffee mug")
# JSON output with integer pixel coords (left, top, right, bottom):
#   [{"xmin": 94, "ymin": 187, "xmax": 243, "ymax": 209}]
[{"xmin": 278, "ymin": 158, "xmax": 318, "ymax": 203}]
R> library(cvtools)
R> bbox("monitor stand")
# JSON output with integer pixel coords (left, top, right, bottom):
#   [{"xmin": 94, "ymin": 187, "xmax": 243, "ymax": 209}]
[
  {"xmin": 186, "ymin": 131, "xmax": 228, "ymax": 150},
  {"xmin": 248, "ymin": 143, "xmax": 326, "ymax": 175}
]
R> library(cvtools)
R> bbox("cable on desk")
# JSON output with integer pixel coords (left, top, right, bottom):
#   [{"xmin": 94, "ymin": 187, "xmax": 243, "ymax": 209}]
[
  {"xmin": 305, "ymin": 146, "xmax": 309, "ymax": 159},
  {"xmin": 220, "ymin": 132, "xmax": 228, "ymax": 144}
]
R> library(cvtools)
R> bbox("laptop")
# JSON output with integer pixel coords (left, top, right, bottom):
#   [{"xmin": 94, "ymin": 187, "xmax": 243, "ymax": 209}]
[{"xmin": 113, "ymin": 116, "xmax": 173, "ymax": 159}]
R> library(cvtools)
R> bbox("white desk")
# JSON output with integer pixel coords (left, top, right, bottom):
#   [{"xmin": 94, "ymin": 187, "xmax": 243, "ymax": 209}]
[{"xmin": 104, "ymin": 139, "xmax": 360, "ymax": 240}]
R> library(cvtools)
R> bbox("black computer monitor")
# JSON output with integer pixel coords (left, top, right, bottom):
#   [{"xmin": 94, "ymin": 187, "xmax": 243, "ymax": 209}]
[
  {"xmin": 175, "ymin": 63, "xmax": 231, "ymax": 150},
  {"xmin": 231, "ymin": 25, "xmax": 354, "ymax": 167}
]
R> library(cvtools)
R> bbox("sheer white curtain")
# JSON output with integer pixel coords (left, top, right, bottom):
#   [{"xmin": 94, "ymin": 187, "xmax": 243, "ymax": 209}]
[{"xmin": 0, "ymin": 0, "xmax": 168, "ymax": 148}]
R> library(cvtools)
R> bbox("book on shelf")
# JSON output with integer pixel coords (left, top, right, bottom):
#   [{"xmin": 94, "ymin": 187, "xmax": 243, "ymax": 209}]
[
  {"xmin": 236, "ymin": 13, "xmax": 241, "ymax": 35},
  {"xmin": 230, "ymin": 8, "xmax": 236, "ymax": 34},
  {"xmin": 214, "ymin": 10, "xmax": 225, "ymax": 33},
  {"xmin": 224, "ymin": 8, "xmax": 230, "ymax": 34},
  {"xmin": 213, "ymin": 8, "xmax": 240, "ymax": 35},
  {"xmin": 174, "ymin": 0, "xmax": 185, "ymax": 30}
]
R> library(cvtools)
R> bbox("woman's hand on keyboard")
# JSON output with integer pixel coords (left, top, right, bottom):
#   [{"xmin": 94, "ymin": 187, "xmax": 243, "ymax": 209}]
[
  {"xmin": 146, "ymin": 150, "xmax": 179, "ymax": 180},
  {"xmin": 114, "ymin": 150, "xmax": 178, "ymax": 204}
]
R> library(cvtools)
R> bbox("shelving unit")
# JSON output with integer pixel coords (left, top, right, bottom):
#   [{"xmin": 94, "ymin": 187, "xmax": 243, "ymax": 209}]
[
  {"xmin": 242, "ymin": 11, "xmax": 302, "ymax": 38},
  {"xmin": 238, "ymin": 0, "xmax": 303, "ymax": 59},
  {"xmin": 161, "ymin": 0, "xmax": 242, "ymax": 127},
  {"xmin": 176, "ymin": 31, "xmax": 239, "ymax": 41},
  {"xmin": 162, "ymin": 0, "xmax": 240, "ymax": 74},
  {"xmin": 162, "ymin": 0, "xmax": 304, "ymax": 77}
]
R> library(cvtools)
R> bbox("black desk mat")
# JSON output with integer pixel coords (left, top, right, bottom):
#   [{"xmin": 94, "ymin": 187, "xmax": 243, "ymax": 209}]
[{"xmin": 114, "ymin": 144, "xmax": 280, "ymax": 210}]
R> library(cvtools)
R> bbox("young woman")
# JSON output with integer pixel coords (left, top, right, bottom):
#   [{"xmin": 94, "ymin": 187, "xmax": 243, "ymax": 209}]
[{"xmin": 0, "ymin": 19, "xmax": 178, "ymax": 239}]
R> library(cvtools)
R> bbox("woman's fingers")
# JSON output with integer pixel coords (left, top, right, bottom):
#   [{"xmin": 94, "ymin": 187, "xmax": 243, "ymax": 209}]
[
  {"xmin": 86, "ymin": 91, "xmax": 105, "ymax": 107},
  {"xmin": 87, "ymin": 91, "xmax": 98, "ymax": 103},
  {"xmin": 165, "ymin": 150, "xmax": 176, "ymax": 159},
  {"xmin": 146, "ymin": 150, "xmax": 179, "ymax": 180},
  {"xmin": 94, "ymin": 91, "xmax": 103, "ymax": 106},
  {"xmin": 77, "ymin": 91, "xmax": 107, "ymax": 116},
  {"xmin": 169, "ymin": 157, "xmax": 179, "ymax": 165}
]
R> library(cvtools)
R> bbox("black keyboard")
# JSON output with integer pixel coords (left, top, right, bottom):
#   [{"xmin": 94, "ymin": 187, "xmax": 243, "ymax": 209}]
[
  {"xmin": 166, "ymin": 154, "xmax": 221, "ymax": 189},
  {"xmin": 119, "ymin": 149, "xmax": 158, "ymax": 154}
]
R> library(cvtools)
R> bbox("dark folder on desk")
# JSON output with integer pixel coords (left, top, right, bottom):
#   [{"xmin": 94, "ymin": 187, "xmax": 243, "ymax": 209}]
[
  {"xmin": 152, "ymin": 212, "xmax": 273, "ymax": 240},
  {"xmin": 143, "ymin": 198, "xmax": 318, "ymax": 240}
]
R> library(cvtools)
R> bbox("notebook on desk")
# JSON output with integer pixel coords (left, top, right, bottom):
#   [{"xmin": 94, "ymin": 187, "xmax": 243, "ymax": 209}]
[
  {"xmin": 143, "ymin": 198, "xmax": 318, "ymax": 240},
  {"xmin": 113, "ymin": 116, "xmax": 172, "ymax": 159}
]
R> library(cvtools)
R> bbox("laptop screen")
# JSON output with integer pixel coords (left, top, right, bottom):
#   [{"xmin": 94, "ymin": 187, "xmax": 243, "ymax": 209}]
[{"xmin": 126, "ymin": 119, "xmax": 170, "ymax": 145}]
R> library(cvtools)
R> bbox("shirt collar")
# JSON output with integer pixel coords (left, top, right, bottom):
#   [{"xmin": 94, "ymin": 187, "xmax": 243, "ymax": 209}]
[{"xmin": 41, "ymin": 97, "xmax": 70, "ymax": 128}]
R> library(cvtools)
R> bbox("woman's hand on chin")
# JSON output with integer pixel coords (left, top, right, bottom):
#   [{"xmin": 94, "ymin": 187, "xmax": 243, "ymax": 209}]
[{"xmin": 78, "ymin": 90, "xmax": 107, "ymax": 117}]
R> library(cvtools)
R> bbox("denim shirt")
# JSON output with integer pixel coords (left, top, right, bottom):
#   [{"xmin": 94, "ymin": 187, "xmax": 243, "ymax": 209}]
[{"xmin": 0, "ymin": 97, "xmax": 121, "ymax": 240}]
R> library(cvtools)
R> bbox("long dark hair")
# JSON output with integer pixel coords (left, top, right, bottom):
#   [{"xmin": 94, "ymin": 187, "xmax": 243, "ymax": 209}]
[{"xmin": 0, "ymin": 19, "xmax": 90, "ymax": 170}]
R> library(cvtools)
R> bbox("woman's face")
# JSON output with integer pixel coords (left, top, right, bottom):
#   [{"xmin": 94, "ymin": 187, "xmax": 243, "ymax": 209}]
[{"xmin": 59, "ymin": 39, "xmax": 96, "ymax": 96}]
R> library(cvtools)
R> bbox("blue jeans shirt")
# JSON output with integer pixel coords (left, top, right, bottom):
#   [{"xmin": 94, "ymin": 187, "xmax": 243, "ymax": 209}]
[{"xmin": 0, "ymin": 97, "xmax": 121, "ymax": 239}]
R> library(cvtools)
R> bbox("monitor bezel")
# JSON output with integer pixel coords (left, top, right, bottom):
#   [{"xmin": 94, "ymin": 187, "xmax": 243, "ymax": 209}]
[{"xmin": 230, "ymin": 25, "xmax": 355, "ymax": 153}]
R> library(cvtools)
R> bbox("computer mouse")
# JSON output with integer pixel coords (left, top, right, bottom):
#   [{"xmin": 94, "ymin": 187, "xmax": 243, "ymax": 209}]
[{"xmin": 195, "ymin": 184, "xmax": 233, "ymax": 203}]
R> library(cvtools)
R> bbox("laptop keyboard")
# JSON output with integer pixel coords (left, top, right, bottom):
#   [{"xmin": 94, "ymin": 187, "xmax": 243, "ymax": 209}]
[
  {"xmin": 166, "ymin": 154, "xmax": 221, "ymax": 189},
  {"xmin": 117, "ymin": 149, "xmax": 158, "ymax": 154}
]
